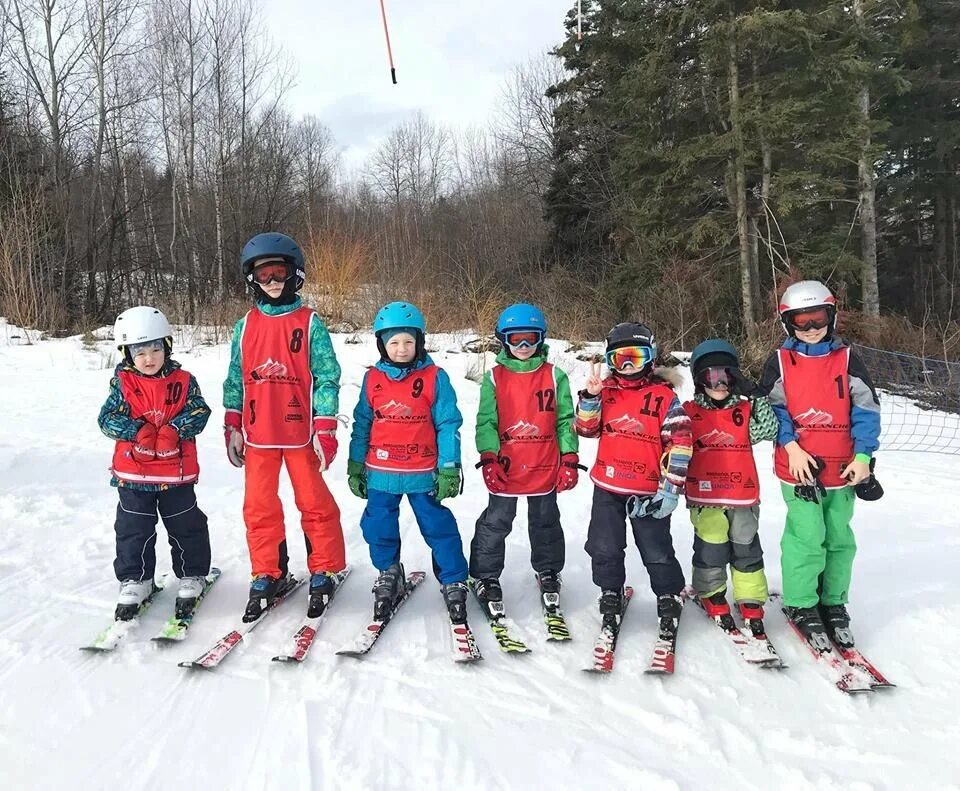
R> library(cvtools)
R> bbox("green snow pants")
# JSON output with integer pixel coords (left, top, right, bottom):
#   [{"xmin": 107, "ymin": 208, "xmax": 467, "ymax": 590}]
[{"xmin": 780, "ymin": 483, "xmax": 856, "ymax": 608}]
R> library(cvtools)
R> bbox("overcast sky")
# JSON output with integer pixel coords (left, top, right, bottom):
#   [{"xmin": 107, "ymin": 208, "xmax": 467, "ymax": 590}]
[{"xmin": 262, "ymin": 1, "xmax": 574, "ymax": 171}]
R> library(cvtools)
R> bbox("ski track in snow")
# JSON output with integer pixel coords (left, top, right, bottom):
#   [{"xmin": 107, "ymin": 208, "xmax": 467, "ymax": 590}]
[{"xmin": 0, "ymin": 319, "xmax": 957, "ymax": 790}]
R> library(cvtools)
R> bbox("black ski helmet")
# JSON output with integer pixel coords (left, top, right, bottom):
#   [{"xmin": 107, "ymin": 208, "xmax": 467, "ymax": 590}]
[
  {"xmin": 605, "ymin": 322, "xmax": 656, "ymax": 378},
  {"xmin": 240, "ymin": 232, "xmax": 305, "ymax": 305}
]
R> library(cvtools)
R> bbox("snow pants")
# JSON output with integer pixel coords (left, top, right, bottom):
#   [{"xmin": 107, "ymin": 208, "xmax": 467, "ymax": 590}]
[
  {"xmin": 114, "ymin": 484, "xmax": 210, "ymax": 582},
  {"xmin": 780, "ymin": 483, "xmax": 856, "ymax": 608},
  {"xmin": 469, "ymin": 492, "xmax": 564, "ymax": 580},
  {"xmin": 360, "ymin": 488, "xmax": 468, "ymax": 585},
  {"xmin": 690, "ymin": 505, "xmax": 768, "ymax": 604},
  {"xmin": 584, "ymin": 486, "xmax": 685, "ymax": 595},
  {"xmin": 243, "ymin": 445, "xmax": 345, "ymax": 578}
]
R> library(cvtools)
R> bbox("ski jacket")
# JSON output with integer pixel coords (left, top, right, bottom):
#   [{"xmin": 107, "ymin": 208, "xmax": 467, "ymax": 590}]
[
  {"xmin": 222, "ymin": 297, "xmax": 341, "ymax": 434},
  {"xmin": 349, "ymin": 355, "xmax": 462, "ymax": 495},
  {"xmin": 98, "ymin": 360, "xmax": 211, "ymax": 491},
  {"xmin": 760, "ymin": 337, "xmax": 880, "ymax": 488},
  {"xmin": 575, "ymin": 368, "xmax": 692, "ymax": 496},
  {"xmin": 682, "ymin": 392, "xmax": 777, "ymax": 507},
  {"xmin": 475, "ymin": 345, "xmax": 577, "ymax": 496}
]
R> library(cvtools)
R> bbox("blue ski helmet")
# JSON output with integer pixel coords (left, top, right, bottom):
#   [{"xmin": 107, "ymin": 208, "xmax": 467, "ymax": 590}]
[
  {"xmin": 240, "ymin": 232, "xmax": 305, "ymax": 291},
  {"xmin": 689, "ymin": 338, "xmax": 739, "ymax": 375},
  {"xmin": 373, "ymin": 302, "xmax": 427, "ymax": 335},
  {"xmin": 496, "ymin": 303, "xmax": 547, "ymax": 336}
]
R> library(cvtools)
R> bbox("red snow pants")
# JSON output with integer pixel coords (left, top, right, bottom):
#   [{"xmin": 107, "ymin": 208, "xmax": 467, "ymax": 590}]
[{"xmin": 243, "ymin": 445, "xmax": 345, "ymax": 578}]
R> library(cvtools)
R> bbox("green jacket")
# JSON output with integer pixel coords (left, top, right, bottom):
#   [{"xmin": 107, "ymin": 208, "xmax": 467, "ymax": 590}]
[
  {"xmin": 475, "ymin": 345, "xmax": 578, "ymax": 456},
  {"xmin": 222, "ymin": 297, "xmax": 341, "ymax": 418}
]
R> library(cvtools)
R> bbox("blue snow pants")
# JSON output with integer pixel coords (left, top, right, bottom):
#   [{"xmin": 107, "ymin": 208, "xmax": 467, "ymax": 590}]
[{"xmin": 360, "ymin": 488, "xmax": 468, "ymax": 584}]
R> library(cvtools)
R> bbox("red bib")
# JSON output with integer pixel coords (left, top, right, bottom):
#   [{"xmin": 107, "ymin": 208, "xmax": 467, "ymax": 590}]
[
  {"xmin": 365, "ymin": 366, "xmax": 439, "ymax": 473},
  {"xmin": 589, "ymin": 382, "xmax": 675, "ymax": 495},
  {"xmin": 684, "ymin": 400, "xmax": 759, "ymax": 507},
  {"xmin": 240, "ymin": 307, "xmax": 314, "ymax": 448},
  {"xmin": 774, "ymin": 347, "xmax": 854, "ymax": 488},
  {"xmin": 492, "ymin": 362, "xmax": 560, "ymax": 496},
  {"xmin": 111, "ymin": 368, "xmax": 199, "ymax": 484}
]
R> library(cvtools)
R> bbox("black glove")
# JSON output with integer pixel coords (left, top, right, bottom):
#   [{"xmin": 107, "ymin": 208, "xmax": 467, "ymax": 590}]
[
  {"xmin": 855, "ymin": 458, "xmax": 884, "ymax": 501},
  {"xmin": 794, "ymin": 456, "xmax": 827, "ymax": 504},
  {"xmin": 729, "ymin": 367, "xmax": 760, "ymax": 398}
]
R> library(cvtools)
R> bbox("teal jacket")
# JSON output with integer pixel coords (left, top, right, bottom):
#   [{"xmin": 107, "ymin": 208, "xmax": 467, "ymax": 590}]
[
  {"xmin": 349, "ymin": 355, "xmax": 462, "ymax": 495},
  {"xmin": 98, "ymin": 359, "xmax": 211, "ymax": 491},
  {"xmin": 222, "ymin": 298, "xmax": 341, "ymax": 418}
]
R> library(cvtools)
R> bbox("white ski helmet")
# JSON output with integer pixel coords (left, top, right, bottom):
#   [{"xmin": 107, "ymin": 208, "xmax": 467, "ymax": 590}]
[
  {"xmin": 114, "ymin": 306, "xmax": 173, "ymax": 350},
  {"xmin": 777, "ymin": 280, "xmax": 837, "ymax": 336}
]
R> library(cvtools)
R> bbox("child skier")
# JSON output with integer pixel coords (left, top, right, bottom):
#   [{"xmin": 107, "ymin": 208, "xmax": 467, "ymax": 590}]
[
  {"xmin": 223, "ymin": 232, "xmax": 346, "ymax": 623},
  {"xmin": 346, "ymin": 301, "xmax": 471, "ymax": 625},
  {"xmin": 683, "ymin": 339, "xmax": 779, "ymax": 637},
  {"xmin": 576, "ymin": 322, "xmax": 692, "ymax": 633},
  {"xmin": 470, "ymin": 303, "xmax": 579, "ymax": 611},
  {"xmin": 99, "ymin": 306, "xmax": 212, "ymax": 620},
  {"xmin": 759, "ymin": 280, "xmax": 881, "ymax": 648}
]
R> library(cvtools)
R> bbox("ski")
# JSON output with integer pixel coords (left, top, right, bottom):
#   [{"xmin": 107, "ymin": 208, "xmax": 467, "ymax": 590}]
[
  {"xmin": 832, "ymin": 643, "xmax": 895, "ymax": 689},
  {"xmin": 583, "ymin": 586, "xmax": 634, "ymax": 674},
  {"xmin": 151, "ymin": 567, "xmax": 222, "ymax": 643},
  {"xmin": 178, "ymin": 574, "xmax": 303, "ymax": 670},
  {"xmin": 693, "ymin": 596, "xmax": 783, "ymax": 668},
  {"xmin": 449, "ymin": 619, "xmax": 483, "ymax": 662},
  {"xmin": 336, "ymin": 571, "xmax": 427, "ymax": 658},
  {"xmin": 645, "ymin": 591, "xmax": 690, "ymax": 676},
  {"xmin": 467, "ymin": 579, "xmax": 529, "ymax": 654},
  {"xmin": 80, "ymin": 574, "xmax": 169, "ymax": 652},
  {"xmin": 536, "ymin": 575, "xmax": 571, "ymax": 641},
  {"xmin": 780, "ymin": 607, "xmax": 874, "ymax": 694},
  {"xmin": 271, "ymin": 568, "xmax": 352, "ymax": 663}
]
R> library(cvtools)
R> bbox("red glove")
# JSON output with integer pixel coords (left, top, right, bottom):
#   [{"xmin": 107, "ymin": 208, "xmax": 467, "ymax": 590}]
[
  {"xmin": 224, "ymin": 410, "xmax": 245, "ymax": 468},
  {"xmin": 556, "ymin": 453, "xmax": 580, "ymax": 492},
  {"xmin": 478, "ymin": 452, "xmax": 508, "ymax": 494},
  {"xmin": 313, "ymin": 416, "xmax": 338, "ymax": 471},
  {"xmin": 132, "ymin": 423, "xmax": 157, "ymax": 462},
  {"xmin": 155, "ymin": 424, "xmax": 180, "ymax": 459}
]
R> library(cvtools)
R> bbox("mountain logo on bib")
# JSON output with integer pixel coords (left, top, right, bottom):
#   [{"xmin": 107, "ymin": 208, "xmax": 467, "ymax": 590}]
[
  {"xmin": 250, "ymin": 358, "xmax": 298, "ymax": 383},
  {"xmin": 698, "ymin": 428, "xmax": 736, "ymax": 446},
  {"xmin": 795, "ymin": 407, "xmax": 834, "ymax": 426},
  {"xmin": 500, "ymin": 419, "xmax": 550, "ymax": 442},
  {"xmin": 605, "ymin": 415, "xmax": 647, "ymax": 435},
  {"xmin": 141, "ymin": 409, "xmax": 167, "ymax": 425}
]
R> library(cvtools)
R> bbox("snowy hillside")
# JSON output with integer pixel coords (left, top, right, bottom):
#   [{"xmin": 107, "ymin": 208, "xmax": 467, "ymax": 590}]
[{"xmin": 1, "ymin": 319, "xmax": 958, "ymax": 791}]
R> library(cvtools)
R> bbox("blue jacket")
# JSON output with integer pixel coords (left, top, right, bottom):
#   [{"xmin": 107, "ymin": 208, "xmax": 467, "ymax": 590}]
[
  {"xmin": 760, "ymin": 337, "xmax": 881, "ymax": 460},
  {"xmin": 349, "ymin": 355, "xmax": 462, "ymax": 494}
]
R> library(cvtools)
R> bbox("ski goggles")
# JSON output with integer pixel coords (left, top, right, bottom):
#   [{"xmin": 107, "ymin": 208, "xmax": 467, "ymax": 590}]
[
  {"xmin": 128, "ymin": 339, "xmax": 165, "ymax": 356},
  {"xmin": 785, "ymin": 307, "xmax": 831, "ymax": 332},
  {"xmin": 503, "ymin": 329, "xmax": 544, "ymax": 349},
  {"xmin": 605, "ymin": 345, "xmax": 654, "ymax": 372},
  {"xmin": 694, "ymin": 366, "xmax": 733, "ymax": 389},
  {"xmin": 249, "ymin": 262, "xmax": 293, "ymax": 285}
]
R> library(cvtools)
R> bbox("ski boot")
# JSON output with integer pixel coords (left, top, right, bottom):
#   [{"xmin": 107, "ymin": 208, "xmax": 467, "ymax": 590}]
[
  {"xmin": 657, "ymin": 593, "xmax": 683, "ymax": 636},
  {"xmin": 536, "ymin": 570, "xmax": 562, "ymax": 613},
  {"xmin": 115, "ymin": 579, "xmax": 156, "ymax": 621},
  {"xmin": 737, "ymin": 601, "xmax": 767, "ymax": 639},
  {"xmin": 701, "ymin": 591, "xmax": 737, "ymax": 630},
  {"xmin": 442, "ymin": 582, "xmax": 469, "ymax": 625},
  {"xmin": 372, "ymin": 563, "xmax": 404, "ymax": 621},
  {"xmin": 784, "ymin": 605, "xmax": 831, "ymax": 652},
  {"xmin": 174, "ymin": 576, "xmax": 206, "ymax": 620},
  {"xmin": 243, "ymin": 575, "xmax": 282, "ymax": 623},
  {"xmin": 307, "ymin": 572, "xmax": 338, "ymax": 618},
  {"xmin": 598, "ymin": 588, "xmax": 625, "ymax": 630},
  {"xmin": 819, "ymin": 603, "xmax": 854, "ymax": 649},
  {"xmin": 473, "ymin": 577, "xmax": 503, "ymax": 604}
]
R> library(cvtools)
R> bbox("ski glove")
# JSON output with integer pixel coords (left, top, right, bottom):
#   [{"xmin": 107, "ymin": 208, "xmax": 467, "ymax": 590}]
[
  {"xmin": 435, "ymin": 467, "xmax": 463, "ymax": 501},
  {"xmin": 476, "ymin": 452, "xmax": 507, "ymax": 494},
  {"xmin": 794, "ymin": 456, "xmax": 827, "ymax": 504},
  {"xmin": 224, "ymin": 411, "xmax": 245, "ymax": 468},
  {"xmin": 154, "ymin": 424, "xmax": 180, "ymax": 459},
  {"xmin": 626, "ymin": 489, "xmax": 679, "ymax": 520},
  {"xmin": 729, "ymin": 368, "xmax": 760, "ymax": 398},
  {"xmin": 347, "ymin": 459, "xmax": 367, "ymax": 499},
  {"xmin": 555, "ymin": 453, "xmax": 582, "ymax": 493},
  {"xmin": 854, "ymin": 457, "xmax": 884, "ymax": 501},
  {"xmin": 132, "ymin": 423, "xmax": 158, "ymax": 462},
  {"xmin": 312, "ymin": 416, "xmax": 338, "ymax": 471}
]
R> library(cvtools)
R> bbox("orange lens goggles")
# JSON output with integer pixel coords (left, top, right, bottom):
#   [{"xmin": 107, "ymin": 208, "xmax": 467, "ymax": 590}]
[
  {"xmin": 605, "ymin": 345, "xmax": 654, "ymax": 371},
  {"xmin": 251, "ymin": 263, "xmax": 291, "ymax": 285},
  {"xmin": 787, "ymin": 307, "xmax": 831, "ymax": 331},
  {"xmin": 504, "ymin": 330, "xmax": 543, "ymax": 348}
]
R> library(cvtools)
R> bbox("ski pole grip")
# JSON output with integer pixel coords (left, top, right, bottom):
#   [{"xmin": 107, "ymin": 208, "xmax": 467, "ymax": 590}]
[{"xmin": 390, "ymin": 67, "xmax": 397, "ymax": 85}]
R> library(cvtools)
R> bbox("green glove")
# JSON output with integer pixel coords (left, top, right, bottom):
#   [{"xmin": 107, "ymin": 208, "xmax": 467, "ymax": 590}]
[
  {"xmin": 435, "ymin": 467, "xmax": 462, "ymax": 501},
  {"xmin": 347, "ymin": 459, "xmax": 367, "ymax": 499}
]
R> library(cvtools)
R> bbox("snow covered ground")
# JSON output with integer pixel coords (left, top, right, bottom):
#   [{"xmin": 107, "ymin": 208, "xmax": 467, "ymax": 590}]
[{"xmin": 1, "ymin": 318, "xmax": 958, "ymax": 791}]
